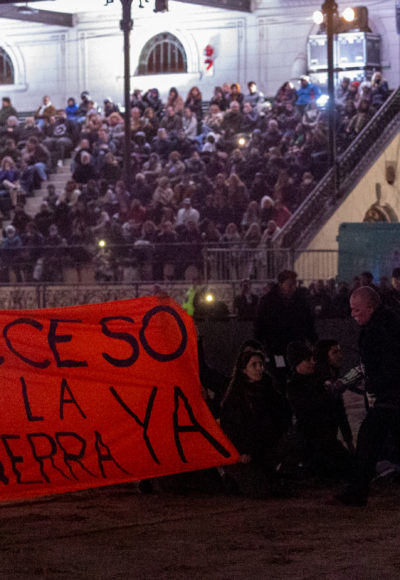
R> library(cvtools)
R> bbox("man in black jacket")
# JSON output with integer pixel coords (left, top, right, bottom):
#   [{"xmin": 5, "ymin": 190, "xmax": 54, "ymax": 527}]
[
  {"xmin": 254, "ymin": 270, "xmax": 317, "ymax": 391},
  {"xmin": 337, "ymin": 286, "xmax": 400, "ymax": 506}
]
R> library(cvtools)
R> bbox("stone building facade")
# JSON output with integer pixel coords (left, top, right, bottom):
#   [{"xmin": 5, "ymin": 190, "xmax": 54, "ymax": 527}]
[{"xmin": 0, "ymin": 0, "xmax": 397, "ymax": 111}]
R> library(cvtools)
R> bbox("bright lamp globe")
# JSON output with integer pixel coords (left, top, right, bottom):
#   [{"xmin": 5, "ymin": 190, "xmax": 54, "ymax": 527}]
[
  {"xmin": 343, "ymin": 7, "xmax": 355, "ymax": 22},
  {"xmin": 313, "ymin": 10, "xmax": 324, "ymax": 25}
]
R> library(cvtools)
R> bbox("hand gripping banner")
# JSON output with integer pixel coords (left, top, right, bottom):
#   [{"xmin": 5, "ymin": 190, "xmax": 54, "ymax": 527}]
[{"xmin": 0, "ymin": 297, "xmax": 238, "ymax": 500}]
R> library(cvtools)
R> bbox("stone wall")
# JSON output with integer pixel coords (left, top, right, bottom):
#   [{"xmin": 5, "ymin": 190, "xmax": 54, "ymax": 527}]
[{"xmin": 307, "ymin": 132, "xmax": 400, "ymax": 252}]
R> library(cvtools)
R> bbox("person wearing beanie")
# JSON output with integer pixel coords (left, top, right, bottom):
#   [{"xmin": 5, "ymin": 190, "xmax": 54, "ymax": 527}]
[{"xmin": 286, "ymin": 341, "xmax": 353, "ymax": 480}]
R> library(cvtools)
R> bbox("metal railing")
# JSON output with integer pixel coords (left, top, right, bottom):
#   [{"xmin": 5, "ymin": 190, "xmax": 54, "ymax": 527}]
[
  {"xmin": 203, "ymin": 246, "xmax": 293, "ymax": 281},
  {"xmin": 337, "ymin": 87, "xmax": 400, "ymax": 190},
  {"xmin": 0, "ymin": 242, "xmax": 338, "ymax": 286},
  {"xmin": 0, "ymin": 280, "xmax": 250, "ymax": 311},
  {"xmin": 203, "ymin": 247, "xmax": 338, "ymax": 282},
  {"xmin": 274, "ymin": 87, "xmax": 400, "ymax": 249}
]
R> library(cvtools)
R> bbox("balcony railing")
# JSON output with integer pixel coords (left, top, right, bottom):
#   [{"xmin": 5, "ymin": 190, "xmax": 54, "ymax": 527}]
[{"xmin": 0, "ymin": 242, "xmax": 338, "ymax": 285}]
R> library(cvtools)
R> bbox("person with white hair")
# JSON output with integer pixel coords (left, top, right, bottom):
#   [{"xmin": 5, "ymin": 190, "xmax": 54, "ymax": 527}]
[
  {"xmin": 336, "ymin": 286, "xmax": 400, "ymax": 506},
  {"xmin": 176, "ymin": 197, "xmax": 199, "ymax": 229},
  {"xmin": 34, "ymin": 95, "xmax": 56, "ymax": 127}
]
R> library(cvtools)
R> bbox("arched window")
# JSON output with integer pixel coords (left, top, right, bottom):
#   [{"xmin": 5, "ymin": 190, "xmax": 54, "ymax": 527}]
[
  {"xmin": 138, "ymin": 33, "xmax": 187, "ymax": 75},
  {"xmin": 0, "ymin": 48, "xmax": 14, "ymax": 85}
]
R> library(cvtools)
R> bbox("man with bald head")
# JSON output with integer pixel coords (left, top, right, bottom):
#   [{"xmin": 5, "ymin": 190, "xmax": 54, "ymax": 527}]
[{"xmin": 337, "ymin": 286, "xmax": 400, "ymax": 506}]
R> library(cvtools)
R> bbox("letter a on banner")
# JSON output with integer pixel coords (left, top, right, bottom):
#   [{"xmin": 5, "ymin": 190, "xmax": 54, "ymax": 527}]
[{"xmin": 0, "ymin": 297, "xmax": 238, "ymax": 500}]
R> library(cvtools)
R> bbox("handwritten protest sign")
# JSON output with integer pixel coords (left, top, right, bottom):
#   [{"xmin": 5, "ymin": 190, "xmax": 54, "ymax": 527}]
[{"xmin": 0, "ymin": 297, "xmax": 238, "ymax": 500}]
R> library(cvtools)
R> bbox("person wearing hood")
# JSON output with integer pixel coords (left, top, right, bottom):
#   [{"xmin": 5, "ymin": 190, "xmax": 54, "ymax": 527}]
[
  {"xmin": 143, "ymin": 88, "xmax": 164, "ymax": 119},
  {"xmin": 65, "ymin": 97, "xmax": 78, "ymax": 121},
  {"xmin": 76, "ymin": 91, "xmax": 91, "ymax": 123}
]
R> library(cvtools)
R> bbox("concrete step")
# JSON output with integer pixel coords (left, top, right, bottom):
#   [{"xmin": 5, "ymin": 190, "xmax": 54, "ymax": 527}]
[
  {"xmin": 49, "ymin": 177, "xmax": 71, "ymax": 183},
  {"xmin": 1, "ymin": 160, "xmax": 73, "ymax": 237},
  {"xmin": 47, "ymin": 175, "xmax": 72, "ymax": 185},
  {"xmin": 22, "ymin": 171, "xmax": 72, "ymax": 218},
  {"xmin": 26, "ymin": 198, "xmax": 44, "ymax": 211}
]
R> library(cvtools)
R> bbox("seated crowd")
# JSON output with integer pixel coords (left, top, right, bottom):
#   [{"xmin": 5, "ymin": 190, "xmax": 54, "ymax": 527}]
[{"xmin": 0, "ymin": 74, "xmax": 389, "ymax": 283}]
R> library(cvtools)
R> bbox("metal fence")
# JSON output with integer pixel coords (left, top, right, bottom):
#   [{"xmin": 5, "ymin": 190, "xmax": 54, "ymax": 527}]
[
  {"xmin": 0, "ymin": 281, "xmax": 243, "ymax": 311},
  {"xmin": 203, "ymin": 247, "xmax": 338, "ymax": 283},
  {"xmin": 0, "ymin": 243, "xmax": 339, "ymax": 287}
]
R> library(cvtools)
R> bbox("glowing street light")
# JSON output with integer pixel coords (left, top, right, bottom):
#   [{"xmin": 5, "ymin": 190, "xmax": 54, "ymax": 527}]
[
  {"xmin": 342, "ymin": 6, "xmax": 355, "ymax": 22},
  {"xmin": 313, "ymin": 10, "xmax": 324, "ymax": 25}
]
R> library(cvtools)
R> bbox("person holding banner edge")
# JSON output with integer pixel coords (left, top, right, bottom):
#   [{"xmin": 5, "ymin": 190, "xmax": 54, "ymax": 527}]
[{"xmin": 220, "ymin": 349, "xmax": 292, "ymax": 498}]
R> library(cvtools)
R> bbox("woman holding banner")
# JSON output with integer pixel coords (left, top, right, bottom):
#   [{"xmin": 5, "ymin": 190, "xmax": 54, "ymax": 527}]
[{"xmin": 220, "ymin": 350, "xmax": 292, "ymax": 498}]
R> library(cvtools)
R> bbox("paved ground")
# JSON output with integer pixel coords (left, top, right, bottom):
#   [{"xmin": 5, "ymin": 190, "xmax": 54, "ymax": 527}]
[
  {"xmin": 2, "ymin": 392, "xmax": 399, "ymax": 579},
  {"xmin": 1, "ymin": 475, "xmax": 400, "ymax": 580}
]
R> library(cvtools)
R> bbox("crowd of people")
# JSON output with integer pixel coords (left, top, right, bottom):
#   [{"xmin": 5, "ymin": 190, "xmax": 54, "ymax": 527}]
[
  {"xmin": 0, "ymin": 72, "xmax": 389, "ymax": 282},
  {"xmin": 197, "ymin": 269, "xmax": 400, "ymax": 507},
  {"xmin": 215, "ymin": 269, "xmax": 393, "ymax": 322}
]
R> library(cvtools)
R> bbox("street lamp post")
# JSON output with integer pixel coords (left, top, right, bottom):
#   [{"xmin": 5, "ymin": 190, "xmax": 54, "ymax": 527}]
[
  {"xmin": 322, "ymin": 0, "xmax": 338, "ymax": 174},
  {"xmin": 120, "ymin": 0, "xmax": 134, "ymax": 191}
]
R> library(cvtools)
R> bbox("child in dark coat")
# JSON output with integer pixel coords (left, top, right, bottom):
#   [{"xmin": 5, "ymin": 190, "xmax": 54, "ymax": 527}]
[{"xmin": 286, "ymin": 341, "xmax": 354, "ymax": 480}]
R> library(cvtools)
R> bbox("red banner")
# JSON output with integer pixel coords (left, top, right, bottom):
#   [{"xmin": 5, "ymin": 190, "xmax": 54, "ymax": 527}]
[{"xmin": 0, "ymin": 296, "xmax": 238, "ymax": 500}]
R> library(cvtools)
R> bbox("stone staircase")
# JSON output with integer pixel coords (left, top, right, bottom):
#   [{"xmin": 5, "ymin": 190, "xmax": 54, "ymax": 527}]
[
  {"xmin": 1, "ymin": 159, "xmax": 73, "ymax": 236},
  {"xmin": 25, "ymin": 159, "xmax": 73, "ymax": 218}
]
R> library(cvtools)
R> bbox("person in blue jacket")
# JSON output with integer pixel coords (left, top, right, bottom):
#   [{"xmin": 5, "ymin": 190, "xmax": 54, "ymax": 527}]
[{"xmin": 296, "ymin": 75, "xmax": 322, "ymax": 112}]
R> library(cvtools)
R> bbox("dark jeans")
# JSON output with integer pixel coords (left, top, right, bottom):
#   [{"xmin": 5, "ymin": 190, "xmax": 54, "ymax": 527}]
[{"xmin": 349, "ymin": 405, "xmax": 400, "ymax": 497}]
